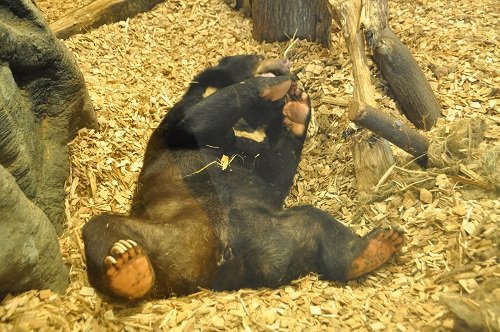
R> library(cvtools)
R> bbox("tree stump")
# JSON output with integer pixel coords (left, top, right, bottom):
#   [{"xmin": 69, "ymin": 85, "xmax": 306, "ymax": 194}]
[
  {"xmin": 0, "ymin": 0, "xmax": 97, "ymax": 295},
  {"xmin": 227, "ymin": 0, "xmax": 252, "ymax": 17},
  {"xmin": 250, "ymin": 0, "xmax": 332, "ymax": 48},
  {"xmin": 351, "ymin": 135, "xmax": 394, "ymax": 192}
]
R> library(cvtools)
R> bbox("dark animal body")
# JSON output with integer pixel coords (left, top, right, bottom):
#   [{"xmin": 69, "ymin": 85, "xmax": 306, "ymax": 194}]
[{"xmin": 83, "ymin": 55, "xmax": 404, "ymax": 300}]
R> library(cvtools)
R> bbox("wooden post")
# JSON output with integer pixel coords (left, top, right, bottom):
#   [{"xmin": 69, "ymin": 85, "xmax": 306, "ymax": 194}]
[
  {"xmin": 349, "ymin": 101, "xmax": 429, "ymax": 166},
  {"xmin": 362, "ymin": 0, "xmax": 441, "ymax": 130},
  {"xmin": 251, "ymin": 0, "xmax": 332, "ymax": 48},
  {"xmin": 49, "ymin": 0, "xmax": 165, "ymax": 39},
  {"xmin": 332, "ymin": 0, "xmax": 375, "ymax": 106},
  {"xmin": 329, "ymin": 0, "xmax": 395, "ymax": 192}
]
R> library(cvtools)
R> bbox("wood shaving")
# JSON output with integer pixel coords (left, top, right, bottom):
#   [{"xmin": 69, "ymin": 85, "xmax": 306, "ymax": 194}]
[{"xmin": 2, "ymin": 0, "xmax": 498, "ymax": 331}]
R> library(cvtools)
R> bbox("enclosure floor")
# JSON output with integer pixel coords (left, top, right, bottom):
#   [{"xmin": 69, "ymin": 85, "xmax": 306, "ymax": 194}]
[{"xmin": 1, "ymin": 0, "xmax": 499, "ymax": 331}]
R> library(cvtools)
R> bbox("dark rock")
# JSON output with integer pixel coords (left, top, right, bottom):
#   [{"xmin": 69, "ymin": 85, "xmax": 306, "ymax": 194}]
[{"xmin": 0, "ymin": 0, "xmax": 97, "ymax": 294}]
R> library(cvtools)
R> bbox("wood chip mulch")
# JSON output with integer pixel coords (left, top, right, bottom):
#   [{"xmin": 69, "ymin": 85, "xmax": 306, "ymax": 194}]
[{"xmin": 1, "ymin": 0, "xmax": 498, "ymax": 331}]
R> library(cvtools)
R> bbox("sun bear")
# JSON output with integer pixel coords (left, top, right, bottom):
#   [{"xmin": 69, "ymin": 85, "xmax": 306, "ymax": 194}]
[{"xmin": 82, "ymin": 55, "xmax": 404, "ymax": 300}]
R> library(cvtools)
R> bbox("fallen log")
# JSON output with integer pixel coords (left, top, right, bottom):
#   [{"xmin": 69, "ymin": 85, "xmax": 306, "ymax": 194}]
[
  {"xmin": 362, "ymin": 0, "xmax": 441, "ymax": 130},
  {"xmin": 371, "ymin": 28, "xmax": 441, "ymax": 130},
  {"xmin": 349, "ymin": 101, "xmax": 429, "ymax": 166},
  {"xmin": 49, "ymin": 0, "xmax": 165, "ymax": 39}
]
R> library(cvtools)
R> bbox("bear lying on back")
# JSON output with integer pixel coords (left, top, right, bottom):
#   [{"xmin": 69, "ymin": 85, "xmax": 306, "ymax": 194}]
[{"xmin": 82, "ymin": 55, "xmax": 404, "ymax": 300}]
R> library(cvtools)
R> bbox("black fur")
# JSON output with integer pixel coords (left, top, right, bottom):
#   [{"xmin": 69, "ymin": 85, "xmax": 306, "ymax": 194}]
[{"xmin": 82, "ymin": 55, "xmax": 401, "ymax": 299}]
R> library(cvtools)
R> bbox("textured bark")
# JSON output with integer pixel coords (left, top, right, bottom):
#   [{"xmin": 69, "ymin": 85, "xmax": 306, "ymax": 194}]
[
  {"xmin": 331, "ymin": 0, "xmax": 376, "ymax": 106},
  {"xmin": 329, "ymin": 0, "xmax": 394, "ymax": 191},
  {"xmin": 251, "ymin": 0, "xmax": 332, "ymax": 47},
  {"xmin": 349, "ymin": 101, "xmax": 429, "ymax": 166},
  {"xmin": 49, "ymin": 0, "xmax": 165, "ymax": 39},
  {"xmin": 360, "ymin": 0, "xmax": 388, "ymax": 35},
  {"xmin": 0, "ymin": 0, "xmax": 97, "ymax": 295},
  {"xmin": 351, "ymin": 135, "xmax": 394, "ymax": 192},
  {"xmin": 229, "ymin": 0, "xmax": 252, "ymax": 17},
  {"xmin": 362, "ymin": 0, "xmax": 441, "ymax": 130}
]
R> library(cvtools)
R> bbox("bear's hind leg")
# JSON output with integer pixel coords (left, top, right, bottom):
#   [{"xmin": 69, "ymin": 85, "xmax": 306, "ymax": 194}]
[
  {"xmin": 104, "ymin": 239, "xmax": 154, "ymax": 300},
  {"xmin": 282, "ymin": 82, "xmax": 311, "ymax": 138},
  {"xmin": 249, "ymin": 206, "xmax": 404, "ymax": 282},
  {"xmin": 346, "ymin": 227, "xmax": 404, "ymax": 279},
  {"xmin": 83, "ymin": 214, "xmax": 159, "ymax": 300}
]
